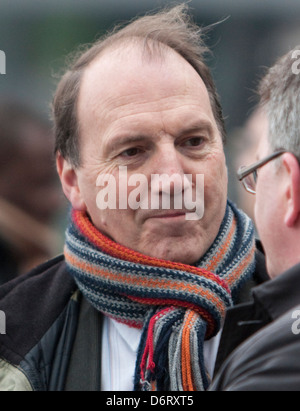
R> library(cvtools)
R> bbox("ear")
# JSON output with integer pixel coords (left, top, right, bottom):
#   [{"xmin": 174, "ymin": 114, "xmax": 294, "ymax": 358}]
[
  {"xmin": 56, "ymin": 152, "xmax": 87, "ymax": 211},
  {"xmin": 282, "ymin": 153, "xmax": 300, "ymax": 227}
]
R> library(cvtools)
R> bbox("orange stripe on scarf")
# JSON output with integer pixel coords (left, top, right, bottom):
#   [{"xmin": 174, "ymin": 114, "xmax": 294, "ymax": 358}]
[
  {"xmin": 181, "ymin": 310, "xmax": 197, "ymax": 391},
  {"xmin": 205, "ymin": 218, "xmax": 237, "ymax": 272},
  {"xmin": 65, "ymin": 248, "xmax": 226, "ymax": 334},
  {"xmin": 72, "ymin": 210, "xmax": 230, "ymax": 294}
]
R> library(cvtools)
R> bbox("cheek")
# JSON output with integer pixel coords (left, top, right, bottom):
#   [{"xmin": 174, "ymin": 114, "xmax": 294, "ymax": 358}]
[
  {"xmin": 78, "ymin": 161, "xmax": 121, "ymax": 201},
  {"xmin": 254, "ymin": 190, "xmax": 262, "ymax": 224},
  {"xmin": 203, "ymin": 154, "xmax": 228, "ymax": 200},
  {"xmin": 78, "ymin": 174, "xmax": 97, "ymax": 204},
  {"xmin": 254, "ymin": 183, "xmax": 277, "ymax": 242},
  {"xmin": 81, "ymin": 169, "xmax": 138, "ymax": 233},
  {"xmin": 254, "ymin": 174, "xmax": 272, "ymax": 228}
]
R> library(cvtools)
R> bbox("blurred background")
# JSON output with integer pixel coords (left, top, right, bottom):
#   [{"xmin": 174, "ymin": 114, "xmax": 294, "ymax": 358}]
[{"xmin": 0, "ymin": 0, "xmax": 299, "ymax": 281}]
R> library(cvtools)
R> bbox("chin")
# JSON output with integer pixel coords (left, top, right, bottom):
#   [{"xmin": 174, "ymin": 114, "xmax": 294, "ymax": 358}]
[{"xmin": 147, "ymin": 246, "xmax": 200, "ymax": 266}]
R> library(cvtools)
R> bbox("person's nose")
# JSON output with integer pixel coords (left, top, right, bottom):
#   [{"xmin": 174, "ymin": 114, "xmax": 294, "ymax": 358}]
[{"xmin": 150, "ymin": 144, "xmax": 187, "ymax": 196}]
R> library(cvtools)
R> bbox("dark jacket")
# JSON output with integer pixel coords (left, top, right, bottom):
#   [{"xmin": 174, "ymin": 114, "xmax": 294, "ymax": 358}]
[
  {"xmin": 0, "ymin": 249, "xmax": 268, "ymax": 391},
  {"xmin": 211, "ymin": 262, "xmax": 300, "ymax": 391},
  {"xmin": 0, "ymin": 240, "xmax": 19, "ymax": 285}
]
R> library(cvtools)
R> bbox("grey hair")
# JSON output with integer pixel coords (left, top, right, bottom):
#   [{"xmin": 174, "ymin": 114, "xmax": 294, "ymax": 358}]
[
  {"xmin": 52, "ymin": 3, "xmax": 225, "ymax": 168},
  {"xmin": 258, "ymin": 46, "xmax": 300, "ymax": 162}
]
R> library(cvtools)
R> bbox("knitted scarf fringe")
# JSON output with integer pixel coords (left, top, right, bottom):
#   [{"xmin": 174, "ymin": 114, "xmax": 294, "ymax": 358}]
[{"xmin": 64, "ymin": 200, "xmax": 256, "ymax": 391}]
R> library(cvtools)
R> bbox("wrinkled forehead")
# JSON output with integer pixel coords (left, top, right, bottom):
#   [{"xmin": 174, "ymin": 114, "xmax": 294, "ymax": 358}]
[{"xmin": 78, "ymin": 39, "xmax": 211, "ymax": 117}]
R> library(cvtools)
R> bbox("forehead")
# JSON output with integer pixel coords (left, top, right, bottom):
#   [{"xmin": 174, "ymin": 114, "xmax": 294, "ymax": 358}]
[{"xmin": 77, "ymin": 42, "xmax": 216, "ymax": 145}]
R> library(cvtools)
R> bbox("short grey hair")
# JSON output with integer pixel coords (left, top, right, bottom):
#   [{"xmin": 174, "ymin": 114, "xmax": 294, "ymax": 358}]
[
  {"xmin": 52, "ymin": 3, "xmax": 225, "ymax": 167},
  {"xmin": 258, "ymin": 46, "xmax": 300, "ymax": 161}
]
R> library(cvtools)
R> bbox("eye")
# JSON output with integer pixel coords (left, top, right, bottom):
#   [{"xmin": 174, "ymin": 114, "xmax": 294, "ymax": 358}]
[
  {"xmin": 120, "ymin": 147, "xmax": 143, "ymax": 157},
  {"xmin": 182, "ymin": 136, "xmax": 205, "ymax": 147}
]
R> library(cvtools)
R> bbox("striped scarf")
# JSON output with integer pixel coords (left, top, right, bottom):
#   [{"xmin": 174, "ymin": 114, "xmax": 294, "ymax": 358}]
[{"xmin": 64, "ymin": 200, "xmax": 256, "ymax": 391}]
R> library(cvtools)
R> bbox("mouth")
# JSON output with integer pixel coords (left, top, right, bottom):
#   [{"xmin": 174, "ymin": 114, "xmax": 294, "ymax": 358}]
[{"xmin": 146, "ymin": 211, "xmax": 188, "ymax": 220}]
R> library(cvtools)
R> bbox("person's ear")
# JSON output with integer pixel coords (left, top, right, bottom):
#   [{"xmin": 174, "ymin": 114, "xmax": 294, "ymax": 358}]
[
  {"xmin": 56, "ymin": 152, "xmax": 87, "ymax": 211},
  {"xmin": 282, "ymin": 153, "xmax": 300, "ymax": 227}
]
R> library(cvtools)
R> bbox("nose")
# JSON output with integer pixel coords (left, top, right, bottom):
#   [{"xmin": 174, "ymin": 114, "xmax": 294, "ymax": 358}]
[
  {"xmin": 150, "ymin": 143, "xmax": 187, "ymax": 196},
  {"xmin": 152, "ymin": 143, "xmax": 185, "ymax": 174}
]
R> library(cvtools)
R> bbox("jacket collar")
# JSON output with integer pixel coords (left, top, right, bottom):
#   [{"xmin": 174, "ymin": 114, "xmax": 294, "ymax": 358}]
[{"xmin": 252, "ymin": 262, "xmax": 300, "ymax": 320}]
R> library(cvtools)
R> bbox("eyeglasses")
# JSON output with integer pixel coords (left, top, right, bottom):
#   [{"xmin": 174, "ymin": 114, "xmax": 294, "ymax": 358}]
[{"xmin": 237, "ymin": 150, "xmax": 286, "ymax": 194}]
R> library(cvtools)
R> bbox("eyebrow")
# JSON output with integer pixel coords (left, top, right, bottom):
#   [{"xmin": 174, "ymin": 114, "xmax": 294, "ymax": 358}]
[
  {"xmin": 103, "ymin": 135, "xmax": 152, "ymax": 157},
  {"xmin": 103, "ymin": 119, "xmax": 214, "ymax": 156},
  {"xmin": 176, "ymin": 121, "xmax": 214, "ymax": 137}
]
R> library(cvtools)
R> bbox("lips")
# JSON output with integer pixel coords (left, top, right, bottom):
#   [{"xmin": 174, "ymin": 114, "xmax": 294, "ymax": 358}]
[
  {"xmin": 142, "ymin": 210, "xmax": 190, "ymax": 221},
  {"xmin": 152, "ymin": 212, "xmax": 186, "ymax": 218}
]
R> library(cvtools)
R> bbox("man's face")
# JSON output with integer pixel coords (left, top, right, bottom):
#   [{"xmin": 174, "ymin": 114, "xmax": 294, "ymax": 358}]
[
  {"xmin": 70, "ymin": 45, "xmax": 228, "ymax": 264},
  {"xmin": 254, "ymin": 115, "xmax": 286, "ymax": 278}
]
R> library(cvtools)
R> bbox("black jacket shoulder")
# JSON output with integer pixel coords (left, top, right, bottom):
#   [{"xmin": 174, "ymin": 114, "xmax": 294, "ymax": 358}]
[
  {"xmin": 0, "ymin": 255, "xmax": 77, "ymax": 366},
  {"xmin": 210, "ymin": 305, "xmax": 300, "ymax": 391}
]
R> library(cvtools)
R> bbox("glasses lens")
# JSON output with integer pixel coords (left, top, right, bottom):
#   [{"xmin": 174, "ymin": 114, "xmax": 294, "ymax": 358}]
[
  {"xmin": 243, "ymin": 172, "xmax": 256, "ymax": 194},
  {"xmin": 253, "ymin": 170, "xmax": 258, "ymax": 184}
]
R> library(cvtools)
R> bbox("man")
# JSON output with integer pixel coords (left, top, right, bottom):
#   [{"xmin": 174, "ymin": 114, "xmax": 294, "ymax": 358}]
[
  {"xmin": 0, "ymin": 100, "xmax": 63, "ymax": 284},
  {"xmin": 210, "ymin": 46, "xmax": 300, "ymax": 390},
  {"xmin": 0, "ymin": 5, "xmax": 267, "ymax": 391},
  {"xmin": 233, "ymin": 107, "xmax": 268, "ymax": 223}
]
